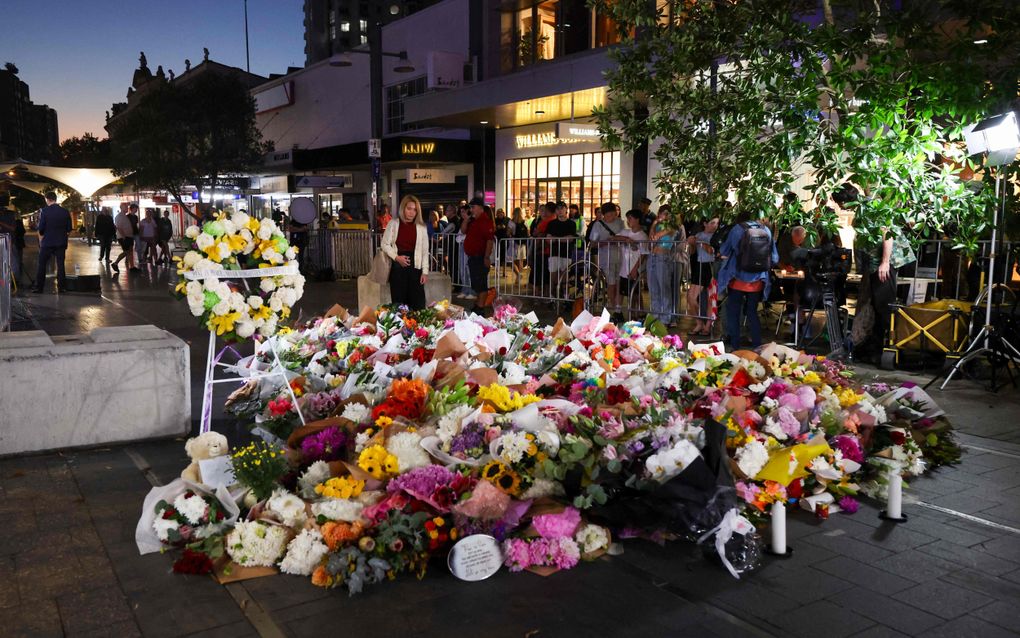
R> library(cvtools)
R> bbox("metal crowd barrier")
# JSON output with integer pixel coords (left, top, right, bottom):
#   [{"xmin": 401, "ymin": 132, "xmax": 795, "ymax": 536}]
[
  {"xmin": 494, "ymin": 236, "xmax": 714, "ymax": 326},
  {"xmin": 303, "ymin": 230, "xmax": 379, "ymax": 280},
  {"xmin": 0, "ymin": 235, "xmax": 11, "ymax": 332},
  {"xmin": 908, "ymin": 239, "xmax": 1019, "ymax": 303}
]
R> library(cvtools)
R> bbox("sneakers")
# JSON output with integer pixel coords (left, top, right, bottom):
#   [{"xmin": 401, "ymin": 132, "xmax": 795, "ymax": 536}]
[{"xmin": 111, "ymin": 263, "xmax": 120, "ymax": 273}]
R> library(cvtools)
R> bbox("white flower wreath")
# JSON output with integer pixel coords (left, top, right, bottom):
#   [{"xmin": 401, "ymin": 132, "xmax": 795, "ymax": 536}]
[{"xmin": 173, "ymin": 211, "xmax": 305, "ymax": 340}]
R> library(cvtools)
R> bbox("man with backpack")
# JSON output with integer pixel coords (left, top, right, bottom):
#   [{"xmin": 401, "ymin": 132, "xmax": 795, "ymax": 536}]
[{"xmin": 717, "ymin": 210, "xmax": 779, "ymax": 351}]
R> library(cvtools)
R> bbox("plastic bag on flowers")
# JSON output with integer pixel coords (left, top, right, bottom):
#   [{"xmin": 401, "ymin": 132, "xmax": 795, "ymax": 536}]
[
  {"xmin": 587, "ymin": 419, "xmax": 738, "ymax": 540},
  {"xmin": 135, "ymin": 478, "xmax": 240, "ymax": 555}
]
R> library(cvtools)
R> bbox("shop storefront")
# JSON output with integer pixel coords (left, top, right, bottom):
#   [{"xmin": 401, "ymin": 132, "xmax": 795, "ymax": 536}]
[{"xmin": 496, "ymin": 121, "xmax": 630, "ymax": 220}]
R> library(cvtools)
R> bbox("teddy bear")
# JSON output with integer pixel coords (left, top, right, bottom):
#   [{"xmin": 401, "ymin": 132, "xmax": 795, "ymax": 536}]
[{"xmin": 181, "ymin": 432, "xmax": 230, "ymax": 484}]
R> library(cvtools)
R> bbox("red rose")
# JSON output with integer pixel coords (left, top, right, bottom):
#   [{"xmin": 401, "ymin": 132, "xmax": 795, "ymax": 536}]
[
  {"xmin": 787, "ymin": 479, "xmax": 803, "ymax": 499},
  {"xmin": 890, "ymin": 431, "xmax": 907, "ymax": 445},
  {"xmin": 730, "ymin": 368, "xmax": 752, "ymax": 389}
]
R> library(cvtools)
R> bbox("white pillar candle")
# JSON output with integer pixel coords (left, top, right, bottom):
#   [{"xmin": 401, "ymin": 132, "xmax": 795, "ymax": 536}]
[
  {"xmin": 886, "ymin": 470, "xmax": 903, "ymax": 519},
  {"xmin": 771, "ymin": 501, "xmax": 787, "ymax": 554}
]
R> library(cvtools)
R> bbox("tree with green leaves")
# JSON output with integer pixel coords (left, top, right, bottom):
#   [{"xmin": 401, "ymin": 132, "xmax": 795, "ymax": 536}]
[
  {"xmin": 591, "ymin": 0, "xmax": 1020, "ymax": 252},
  {"xmin": 58, "ymin": 133, "xmax": 111, "ymax": 168},
  {"xmin": 109, "ymin": 70, "xmax": 270, "ymax": 221}
]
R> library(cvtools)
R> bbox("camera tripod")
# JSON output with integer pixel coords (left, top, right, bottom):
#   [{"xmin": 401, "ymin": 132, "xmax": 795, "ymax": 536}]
[
  {"xmin": 814, "ymin": 274, "xmax": 850, "ymax": 359},
  {"xmin": 925, "ymin": 294, "xmax": 1020, "ymax": 392}
]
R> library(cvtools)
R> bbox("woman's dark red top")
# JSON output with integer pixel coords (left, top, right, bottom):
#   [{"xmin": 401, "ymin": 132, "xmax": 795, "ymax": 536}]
[{"xmin": 396, "ymin": 220, "xmax": 417, "ymax": 253}]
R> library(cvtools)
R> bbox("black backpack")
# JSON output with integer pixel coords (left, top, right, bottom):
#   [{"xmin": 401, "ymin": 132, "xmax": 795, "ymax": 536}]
[{"xmin": 737, "ymin": 222, "xmax": 772, "ymax": 272}]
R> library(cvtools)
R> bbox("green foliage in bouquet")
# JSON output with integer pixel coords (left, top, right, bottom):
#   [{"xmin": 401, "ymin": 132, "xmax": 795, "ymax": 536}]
[
  {"xmin": 424, "ymin": 380, "xmax": 472, "ymax": 418},
  {"xmin": 231, "ymin": 441, "xmax": 289, "ymax": 501}
]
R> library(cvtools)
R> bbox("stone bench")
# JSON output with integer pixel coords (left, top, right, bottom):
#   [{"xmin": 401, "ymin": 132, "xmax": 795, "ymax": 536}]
[{"xmin": 0, "ymin": 325, "xmax": 191, "ymax": 455}]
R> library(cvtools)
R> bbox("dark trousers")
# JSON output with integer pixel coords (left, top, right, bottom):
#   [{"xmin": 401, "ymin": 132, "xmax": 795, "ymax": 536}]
[
  {"xmin": 98, "ymin": 236, "xmax": 114, "ymax": 260},
  {"xmin": 389, "ymin": 259, "xmax": 426, "ymax": 310},
  {"xmin": 726, "ymin": 287, "xmax": 763, "ymax": 350},
  {"xmin": 36, "ymin": 245, "xmax": 67, "ymax": 291},
  {"xmin": 870, "ymin": 270, "xmax": 898, "ymax": 348}
]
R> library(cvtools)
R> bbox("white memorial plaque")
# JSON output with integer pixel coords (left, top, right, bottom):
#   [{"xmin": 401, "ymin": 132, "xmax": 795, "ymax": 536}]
[
  {"xmin": 198, "ymin": 455, "xmax": 236, "ymax": 490},
  {"xmin": 447, "ymin": 534, "xmax": 503, "ymax": 582}
]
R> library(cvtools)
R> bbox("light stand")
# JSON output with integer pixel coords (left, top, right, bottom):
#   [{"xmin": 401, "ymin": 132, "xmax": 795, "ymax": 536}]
[{"xmin": 931, "ymin": 112, "xmax": 1020, "ymax": 392}]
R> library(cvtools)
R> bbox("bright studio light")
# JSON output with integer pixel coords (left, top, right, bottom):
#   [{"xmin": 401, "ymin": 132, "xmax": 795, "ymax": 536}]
[{"xmin": 964, "ymin": 112, "xmax": 1020, "ymax": 166}]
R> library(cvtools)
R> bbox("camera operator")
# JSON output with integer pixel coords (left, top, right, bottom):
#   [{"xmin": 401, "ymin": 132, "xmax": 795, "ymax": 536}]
[{"xmin": 791, "ymin": 238, "xmax": 852, "ymax": 339}]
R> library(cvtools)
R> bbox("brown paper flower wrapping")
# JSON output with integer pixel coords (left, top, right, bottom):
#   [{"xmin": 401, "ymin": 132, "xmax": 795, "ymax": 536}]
[{"xmin": 434, "ymin": 332, "xmax": 468, "ymax": 360}]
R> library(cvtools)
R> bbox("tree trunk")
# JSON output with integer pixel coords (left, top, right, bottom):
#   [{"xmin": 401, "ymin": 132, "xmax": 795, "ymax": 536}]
[
  {"xmin": 822, "ymin": 0, "xmax": 834, "ymax": 26},
  {"xmin": 167, "ymin": 184, "xmax": 201, "ymax": 222}
]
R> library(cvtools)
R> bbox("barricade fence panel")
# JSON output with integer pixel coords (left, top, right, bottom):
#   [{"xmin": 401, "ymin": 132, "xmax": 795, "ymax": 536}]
[
  {"xmin": 0, "ymin": 235, "xmax": 11, "ymax": 331},
  {"xmin": 495, "ymin": 237, "xmax": 714, "ymax": 324},
  {"xmin": 302, "ymin": 230, "xmax": 378, "ymax": 280}
]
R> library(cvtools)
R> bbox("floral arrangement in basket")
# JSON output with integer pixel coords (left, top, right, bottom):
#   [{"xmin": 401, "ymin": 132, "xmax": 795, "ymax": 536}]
[{"xmin": 173, "ymin": 210, "xmax": 305, "ymax": 340}]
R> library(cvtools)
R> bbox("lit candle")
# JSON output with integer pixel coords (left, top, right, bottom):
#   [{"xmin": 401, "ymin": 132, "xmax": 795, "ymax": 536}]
[
  {"xmin": 771, "ymin": 501, "xmax": 787, "ymax": 555},
  {"xmin": 886, "ymin": 468, "xmax": 903, "ymax": 520}
]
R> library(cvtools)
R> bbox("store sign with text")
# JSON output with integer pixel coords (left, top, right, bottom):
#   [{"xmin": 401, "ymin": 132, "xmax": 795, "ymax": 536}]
[
  {"xmin": 555, "ymin": 122, "xmax": 601, "ymax": 140},
  {"xmin": 295, "ymin": 174, "xmax": 353, "ymax": 189},
  {"xmin": 515, "ymin": 123, "xmax": 607, "ymax": 149},
  {"xmin": 426, "ymin": 51, "xmax": 465, "ymax": 90},
  {"xmin": 401, "ymin": 140, "xmax": 437, "ymax": 156},
  {"xmin": 406, "ymin": 168, "xmax": 455, "ymax": 184},
  {"xmin": 255, "ymin": 81, "xmax": 294, "ymax": 114}
]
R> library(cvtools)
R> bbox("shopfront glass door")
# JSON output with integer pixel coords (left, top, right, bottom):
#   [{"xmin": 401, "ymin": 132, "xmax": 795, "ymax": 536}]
[{"xmin": 536, "ymin": 178, "xmax": 583, "ymax": 211}]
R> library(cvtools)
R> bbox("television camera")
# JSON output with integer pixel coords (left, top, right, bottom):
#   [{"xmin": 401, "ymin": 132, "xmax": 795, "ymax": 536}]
[{"xmin": 791, "ymin": 244, "xmax": 853, "ymax": 359}]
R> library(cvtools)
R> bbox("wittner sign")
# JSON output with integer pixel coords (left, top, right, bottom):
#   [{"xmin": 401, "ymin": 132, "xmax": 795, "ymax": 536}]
[
  {"xmin": 402, "ymin": 141, "xmax": 436, "ymax": 155},
  {"xmin": 406, "ymin": 168, "xmax": 455, "ymax": 184}
]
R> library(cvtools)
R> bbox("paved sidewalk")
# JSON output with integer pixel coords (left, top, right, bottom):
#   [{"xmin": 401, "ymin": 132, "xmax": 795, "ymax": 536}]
[{"xmin": 4, "ymin": 238, "xmax": 1020, "ymax": 637}]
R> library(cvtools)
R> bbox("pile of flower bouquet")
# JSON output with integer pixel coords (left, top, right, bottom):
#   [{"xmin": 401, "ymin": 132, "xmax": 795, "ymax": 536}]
[{"xmin": 151, "ymin": 302, "xmax": 959, "ymax": 593}]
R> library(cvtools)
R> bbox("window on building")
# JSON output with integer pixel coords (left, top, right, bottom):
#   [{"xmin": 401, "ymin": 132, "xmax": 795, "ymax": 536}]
[
  {"xmin": 385, "ymin": 75, "xmax": 428, "ymax": 135},
  {"xmin": 505, "ymin": 151, "xmax": 621, "ymax": 221},
  {"xmin": 340, "ymin": 21, "xmax": 350, "ymax": 32},
  {"xmin": 360, "ymin": 19, "xmax": 368, "ymax": 31},
  {"xmin": 360, "ymin": 34, "xmax": 368, "ymax": 45}
]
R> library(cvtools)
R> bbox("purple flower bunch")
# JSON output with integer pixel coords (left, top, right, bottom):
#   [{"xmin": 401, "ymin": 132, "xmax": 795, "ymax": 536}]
[
  {"xmin": 300, "ymin": 426, "xmax": 348, "ymax": 462},
  {"xmin": 448, "ymin": 422, "xmax": 486, "ymax": 458},
  {"xmin": 838, "ymin": 496, "xmax": 860, "ymax": 514},
  {"xmin": 305, "ymin": 388, "xmax": 344, "ymax": 419},
  {"xmin": 832, "ymin": 435, "xmax": 864, "ymax": 463},
  {"xmin": 386, "ymin": 464, "xmax": 458, "ymax": 500}
]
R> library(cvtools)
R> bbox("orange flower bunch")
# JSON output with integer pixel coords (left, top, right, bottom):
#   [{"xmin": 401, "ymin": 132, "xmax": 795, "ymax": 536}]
[
  {"xmin": 321, "ymin": 520, "xmax": 366, "ymax": 550},
  {"xmin": 311, "ymin": 565, "xmax": 333, "ymax": 587},
  {"xmin": 371, "ymin": 378, "xmax": 430, "ymax": 421}
]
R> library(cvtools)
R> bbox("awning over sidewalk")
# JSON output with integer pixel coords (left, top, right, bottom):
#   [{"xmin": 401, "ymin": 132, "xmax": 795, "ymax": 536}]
[{"xmin": 0, "ymin": 162, "xmax": 123, "ymax": 198}]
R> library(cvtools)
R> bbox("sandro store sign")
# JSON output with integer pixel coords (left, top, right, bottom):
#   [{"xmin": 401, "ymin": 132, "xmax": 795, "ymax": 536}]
[{"xmin": 406, "ymin": 168, "xmax": 455, "ymax": 184}]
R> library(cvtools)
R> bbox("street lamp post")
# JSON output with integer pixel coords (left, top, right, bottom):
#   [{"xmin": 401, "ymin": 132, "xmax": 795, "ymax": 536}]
[{"xmin": 330, "ymin": 25, "xmax": 415, "ymax": 227}]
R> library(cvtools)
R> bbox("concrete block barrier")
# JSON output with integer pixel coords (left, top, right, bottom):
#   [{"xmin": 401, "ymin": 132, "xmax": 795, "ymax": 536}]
[{"xmin": 0, "ymin": 326, "xmax": 191, "ymax": 455}]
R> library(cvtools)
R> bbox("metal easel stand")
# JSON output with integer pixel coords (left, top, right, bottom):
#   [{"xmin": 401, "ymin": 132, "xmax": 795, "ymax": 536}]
[
  {"xmin": 199, "ymin": 329, "xmax": 307, "ymax": 434},
  {"xmin": 189, "ymin": 263, "xmax": 306, "ymax": 433}
]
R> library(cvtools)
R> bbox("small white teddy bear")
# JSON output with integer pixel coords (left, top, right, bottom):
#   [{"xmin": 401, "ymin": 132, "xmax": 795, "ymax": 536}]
[{"xmin": 180, "ymin": 432, "xmax": 230, "ymax": 485}]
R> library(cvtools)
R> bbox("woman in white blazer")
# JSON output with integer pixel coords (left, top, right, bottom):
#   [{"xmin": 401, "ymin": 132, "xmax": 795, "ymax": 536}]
[{"xmin": 380, "ymin": 194, "xmax": 429, "ymax": 309}]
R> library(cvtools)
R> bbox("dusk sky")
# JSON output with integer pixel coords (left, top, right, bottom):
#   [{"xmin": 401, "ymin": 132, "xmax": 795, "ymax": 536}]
[{"xmin": 4, "ymin": 0, "xmax": 305, "ymax": 142}]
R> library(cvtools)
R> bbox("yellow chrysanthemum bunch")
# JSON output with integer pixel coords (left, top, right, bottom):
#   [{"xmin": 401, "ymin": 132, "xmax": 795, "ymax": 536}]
[
  {"xmin": 358, "ymin": 444, "xmax": 399, "ymax": 479},
  {"xmin": 476, "ymin": 384, "xmax": 542, "ymax": 413},
  {"xmin": 315, "ymin": 476, "xmax": 366, "ymax": 500}
]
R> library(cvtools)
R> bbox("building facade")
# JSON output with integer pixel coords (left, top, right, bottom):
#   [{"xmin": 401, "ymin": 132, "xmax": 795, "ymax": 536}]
[
  {"xmin": 303, "ymin": 0, "xmax": 442, "ymax": 66},
  {"xmin": 0, "ymin": 64, "xmax": 59, "ymax": 163},
  {"xmin": 403, "ymin": 0, "xmax": 657, "ymax": 218},
  {"xmin": 255, "ymin": 0, "xmax": 480, "ymax": 221}
]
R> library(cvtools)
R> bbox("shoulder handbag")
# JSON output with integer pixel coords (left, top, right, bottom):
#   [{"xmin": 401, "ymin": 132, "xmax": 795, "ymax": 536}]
[{"xmin": 370, "ymin": 228, "xmax": 393, "ymax": 285}]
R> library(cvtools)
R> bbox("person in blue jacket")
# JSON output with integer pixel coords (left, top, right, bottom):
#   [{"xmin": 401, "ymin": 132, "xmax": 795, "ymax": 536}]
[
  {"xmin": 32, "ymin": 191, "xmax": 72, "ymax": 294},
  {"xmin": 717, "ymin": 210, "xmax": 779, "ymax": 351}
]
